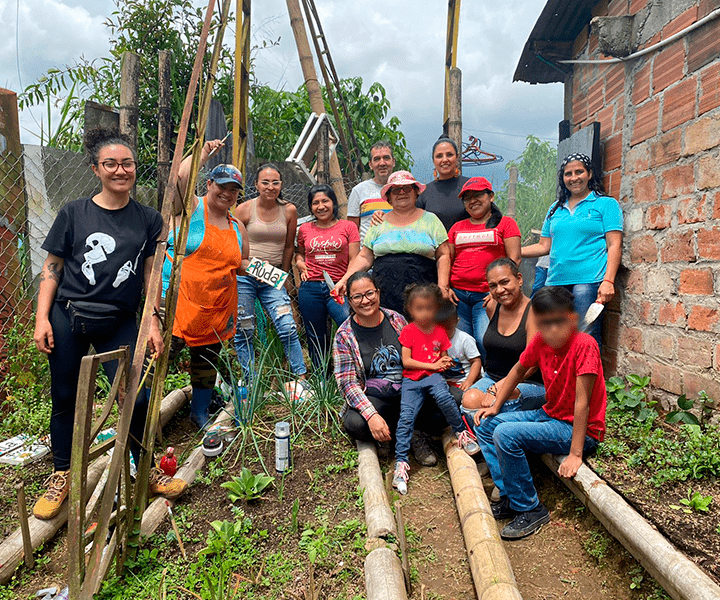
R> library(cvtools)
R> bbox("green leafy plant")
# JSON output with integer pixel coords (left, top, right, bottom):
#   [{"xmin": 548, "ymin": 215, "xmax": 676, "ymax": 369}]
[
  {"xmin": 221, "ymin": 468, "xmax": 274, "ymax": 502},
  {"xmin": 606, "ymin": 374, "xmax": 657, "ymax": 423},
  {"xmin": 670, "ymin": 489, "xmax": 713, "ymax": 514},
  {"xmin": 666, "ymin": 391, "xmax": 715, "ymax": 429}
]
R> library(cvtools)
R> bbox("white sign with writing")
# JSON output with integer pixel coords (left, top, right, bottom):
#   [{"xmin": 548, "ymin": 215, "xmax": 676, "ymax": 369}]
[{"xmin": 246, "ymin": 257, "xmax": 289, "ymax": 290}]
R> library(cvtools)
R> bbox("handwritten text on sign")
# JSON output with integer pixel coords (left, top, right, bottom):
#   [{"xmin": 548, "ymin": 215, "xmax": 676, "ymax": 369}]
[{"xmin": 246, "ymin": 257, "xmax": 289, "ymax": 290}]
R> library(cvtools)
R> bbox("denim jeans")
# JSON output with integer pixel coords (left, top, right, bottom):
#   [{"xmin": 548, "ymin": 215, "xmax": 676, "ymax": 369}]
[
  {"xmin": 531, "ymin": 266, "xmax": 548, "ymax": 298},
  {"xmin": 298, "ymin": 280, "xmax": 349, "ymax": 368},
  {"xmin": 469, "ymin": 374, "xmax": 546, "ymax": 412},
  {"xmin": 562, "ymin": 282, "xmax": 602, "ymax": 346},
  {"xmin": 474, "ymin": 409, "xmax": 598, "ymax": 512},
  {"xmin": 234, "ymin": 275, "xmax": 307, "ymax": 379},
  {"xmin": 452, "ymin": 288, "xmax": 489, "ymax": 363},
  {"xmin": 396, "ymin": 374, "xmax": 465, "ymax": 463}
]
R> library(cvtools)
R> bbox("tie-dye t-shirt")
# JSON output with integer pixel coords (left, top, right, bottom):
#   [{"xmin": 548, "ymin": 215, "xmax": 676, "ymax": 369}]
[{"xmin": 363, "ymin": 211, "xmax": 448, "ymax": 259}]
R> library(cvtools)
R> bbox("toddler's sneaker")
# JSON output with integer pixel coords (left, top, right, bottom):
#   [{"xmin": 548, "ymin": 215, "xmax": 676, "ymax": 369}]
[
  {"xmin": 457, "ymin": 430, "xmax": 480, "ymax": 456},
  {"xmin": 392, "ymin": 461, "xmax": 410, "ymax": 495}
]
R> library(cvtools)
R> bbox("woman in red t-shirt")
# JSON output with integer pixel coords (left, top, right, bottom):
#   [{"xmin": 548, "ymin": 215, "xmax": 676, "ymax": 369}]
[
  {"xmin": 446, "ymin": 177, "xmax": 521, "ymax": 362},
  {"xmin": 296, "ymin": 184, "xmax": 361, "ymax": 367}
]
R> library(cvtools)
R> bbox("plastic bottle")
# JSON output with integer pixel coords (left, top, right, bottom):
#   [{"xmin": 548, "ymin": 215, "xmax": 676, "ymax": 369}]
[{"xmin": 275, "ymin": 421, "xmax": 291, "ymax": 473}]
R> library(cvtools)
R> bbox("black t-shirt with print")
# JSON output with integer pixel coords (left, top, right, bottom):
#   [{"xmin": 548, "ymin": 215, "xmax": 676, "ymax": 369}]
[
  {"xmin": 350, "ymin": 315, "xmax": 403, "ymax": 384},
  {"xmin": 42, "ymin": 197, "xmax": 163, "ymax": 313}
]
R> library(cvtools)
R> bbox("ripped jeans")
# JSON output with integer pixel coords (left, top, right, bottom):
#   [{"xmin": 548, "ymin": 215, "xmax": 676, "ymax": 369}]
[{"xmin": 234, "ymin": 275, "xmax": 307, "ymax": 379}]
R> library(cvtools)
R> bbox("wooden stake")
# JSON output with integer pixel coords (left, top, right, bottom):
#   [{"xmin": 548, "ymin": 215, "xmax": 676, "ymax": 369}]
[
  {"xmin": 394, "ymin": 501, "xmax": 411, "ymax": 595},
  {"xmin": 447, "ymin": 67, "xmax": 463, "ymax": 172},
  {"xmin": 15, "ymin": 483, "xmax": 34, "ymax": 569},
  {"xmin": 157, "ymin": 50, "xmax": 172, "ymax": 211},
  {"xmin": 506, "ymin": 165, "xmax": 518, "ymax": 219},
  {"xmin": 165, "ymin": 501, "xmax": 186, "ymax": 560}
]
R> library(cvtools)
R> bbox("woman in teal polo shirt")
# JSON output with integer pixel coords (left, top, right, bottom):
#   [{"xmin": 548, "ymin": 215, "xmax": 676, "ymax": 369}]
[{"xmin": 521, "ymin": 153, "xmax": 623, "ymax": 345}]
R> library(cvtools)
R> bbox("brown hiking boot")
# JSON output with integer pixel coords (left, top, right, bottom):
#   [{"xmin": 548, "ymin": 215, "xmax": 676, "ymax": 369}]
[
  {"xmin": 33, "ymin": 470, "xmax": 70, "ymax": 520},
  {"xmin": 149, "ymin": 467, "xmax": 188, "ymax": 499}
]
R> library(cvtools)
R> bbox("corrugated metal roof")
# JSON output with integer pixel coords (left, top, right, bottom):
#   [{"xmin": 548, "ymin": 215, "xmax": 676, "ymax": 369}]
[{"xmin": 514, "ymin": 0, "xmax": 600, "ymax": 84}]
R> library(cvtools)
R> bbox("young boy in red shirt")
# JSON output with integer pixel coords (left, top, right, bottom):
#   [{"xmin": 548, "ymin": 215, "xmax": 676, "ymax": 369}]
[{"xmin": 473, "ymin": 286, "xmax": 607, "ymax": 540}]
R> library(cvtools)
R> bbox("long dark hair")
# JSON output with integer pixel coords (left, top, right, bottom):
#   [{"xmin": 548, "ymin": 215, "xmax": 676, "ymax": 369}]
[
  {"xmin": 255, "ymin": 163, "xmax": 286, "ymax": 204},
  {"xmin": 307, "ymin": 184, "xmax": 339, "ymax": 219},
  {"xmin": 85, "ymin": 127, "xmax": 134, "ymax": 165},
  {"xmin": 547, "ymin": 153, "xmax": 605, "ymax": 220},
  {"xmin": 463, "ymin": 188, "xmax": 504, "ymax": 229}
]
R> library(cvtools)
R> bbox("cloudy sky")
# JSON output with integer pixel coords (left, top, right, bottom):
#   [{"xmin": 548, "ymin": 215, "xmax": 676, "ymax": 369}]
[{"xmin": 1, "ymin": 0, "xmax": 563, "ymax": 184}]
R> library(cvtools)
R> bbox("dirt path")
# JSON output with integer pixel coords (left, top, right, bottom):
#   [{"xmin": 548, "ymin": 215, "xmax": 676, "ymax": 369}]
[{"xmin": 383, "ymin": 449, "xmax": 669, "ymax": 600}]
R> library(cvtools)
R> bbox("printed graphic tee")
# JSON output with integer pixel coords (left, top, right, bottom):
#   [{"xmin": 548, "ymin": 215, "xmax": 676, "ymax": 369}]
[
  {"xmin": 399, "ymin": 322, "xmax": 452, "ymax": 381},
  {"xmin": 347, "ymin": 179, "xmax": 392, "ymax": 240},
  {"xmin": 42, "ymin": 197, "xmax": 163, "ymax": 313},
  {"xmin": 448, "ymin": 217, "xmax": 521, "ymax": 292},
  {"xmin": 350, "ymin": 316, "xmax": 404, "ymax": 384},
  {"xmin": 444, "ymin": 329, "xmax": 480, "ymax": 384},
  {"xmin": 297, "ymin": 220, "xmax": 360, "ymax": 282}
]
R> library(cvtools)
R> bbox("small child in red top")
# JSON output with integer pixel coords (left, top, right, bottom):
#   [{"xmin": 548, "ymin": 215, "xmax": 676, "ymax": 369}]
[
  {"xmin": 392, "ymin": 284, "xmax": 480, "ymax": 495},
  {"xmin": 472, "ymin": 286, "xmax": 607, "ymax": 540}
]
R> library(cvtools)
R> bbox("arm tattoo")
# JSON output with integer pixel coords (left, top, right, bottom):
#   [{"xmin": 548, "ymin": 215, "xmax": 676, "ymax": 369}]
[{"xmin": 41, "ymin": 261, "xmax": 62, "ymax": 282}]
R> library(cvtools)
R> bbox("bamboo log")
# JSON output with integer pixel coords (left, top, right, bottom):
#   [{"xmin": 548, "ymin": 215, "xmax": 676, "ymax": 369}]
[
  {"xmin": 447, "ymin": 67, "xmax": 462, "ymax": 173},
  {"xmin": 159, "ymin": 386, "xmax": 191, "ymax": 430},
  {"xmin": 442, "ymin": 432, "xmax": 522, "ymax": 600},
  {"xmin": 541, "ymin": 454, "xmax": 720, "ymax": 600},
  {"xmin": 356, "ymin": 441, "xmax": 397, "ymax": 539},
  {"xmin": 157, "ymin": 50, "xmax": 172, "ymax": 211},
  {"xmin": 364, "ymin": 547, "xmax": 408, "ymax": 600}
]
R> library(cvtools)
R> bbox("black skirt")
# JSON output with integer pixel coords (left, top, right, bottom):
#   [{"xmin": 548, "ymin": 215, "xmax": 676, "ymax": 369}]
[{"xmin": 373, "ymin": 253, "xmax": 438, "ymax": 316}]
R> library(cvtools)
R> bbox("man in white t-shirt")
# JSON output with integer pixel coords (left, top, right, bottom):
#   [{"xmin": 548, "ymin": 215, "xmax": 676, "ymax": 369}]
[{"xmin": 347, "ymin": 141, "xmax": 395, "ymax": 240}]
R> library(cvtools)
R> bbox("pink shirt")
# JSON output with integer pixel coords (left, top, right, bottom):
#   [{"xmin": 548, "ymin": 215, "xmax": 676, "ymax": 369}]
[
  {"xmin": 399, "ymin": 323, "xmax": 452, "ymax": 381},
  {"xmin": 297, "ymin": 219, "xmax": 360, "ymax": 282},
  {"xmin": 448, "ymin": 217, "xmax": 521, "ymax": 292}
]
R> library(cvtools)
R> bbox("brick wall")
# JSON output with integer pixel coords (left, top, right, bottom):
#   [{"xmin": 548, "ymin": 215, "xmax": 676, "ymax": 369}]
[{"xmin": 569, "ymin": 0, "xmax": 720, "ymax": 404}]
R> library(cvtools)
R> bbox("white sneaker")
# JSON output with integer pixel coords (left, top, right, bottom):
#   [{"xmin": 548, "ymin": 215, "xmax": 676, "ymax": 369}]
[
  {"xmin": 457, "ymin": 430, "xmax": 481, "ymax": 456},
  {"xmin": 392, "ymin": 461, "xmax": 410, "ymax": 495}
]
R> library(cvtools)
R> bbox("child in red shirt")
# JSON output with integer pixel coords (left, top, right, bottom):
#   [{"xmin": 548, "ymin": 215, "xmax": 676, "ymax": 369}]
[
  {"xmin": 393, "ymin": 284, "xmax": 480, "ymax": 495},
  {"xmin": 473, "ymin": 286, "xmax": 606, "ymax": 540}
]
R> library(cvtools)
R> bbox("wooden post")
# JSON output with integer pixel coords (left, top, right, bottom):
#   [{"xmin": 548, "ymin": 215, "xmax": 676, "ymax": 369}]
[
  {"xmin": 443, "ymin": 0, "xmax": 462, "ymax": 134},
  {"xmin": 233, "ymin": 0, "xmax": 251, "ymax": 180},
  {"xmin": 447, "ymin": 67, "xmax": 463, "ymax": 174},
  {"xmin": 157, "ymin": 50, "xmax": 173, "ymax": 211},
  {"xmin": 120, "ymin": 52, "xmax": 140, "ymax": 201},
  {"xmin": 16, "ymin": 483, "xmax": 34, "ymax": 569},
  {"xmin": 507, "ymin": 165, "xmax": 518, "ymax": 219},
  {"xmin": 285, "ymin": 0, "xmax": 347, "ymax": 204},
  {"xmin": 316, "ymin": 120, "xmax": 330, "ymax": 185}
]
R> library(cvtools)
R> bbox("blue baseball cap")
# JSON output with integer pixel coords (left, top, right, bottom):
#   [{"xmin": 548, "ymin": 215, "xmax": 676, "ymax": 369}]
[{"xmin": 209, "ymin": 164, "xmax": 243, "ymax": 186}]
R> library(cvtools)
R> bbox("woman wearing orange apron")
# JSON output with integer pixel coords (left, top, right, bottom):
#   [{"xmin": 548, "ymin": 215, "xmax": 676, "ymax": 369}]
[{"xmin": 163, "ymin": 141, "xmax": 249, "ymax": 428}]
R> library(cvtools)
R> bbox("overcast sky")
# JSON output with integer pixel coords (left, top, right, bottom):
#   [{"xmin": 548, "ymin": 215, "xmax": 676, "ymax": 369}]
[{"xmin": 1, "ymin": 0, "xmax": 563, "ymax": 184}]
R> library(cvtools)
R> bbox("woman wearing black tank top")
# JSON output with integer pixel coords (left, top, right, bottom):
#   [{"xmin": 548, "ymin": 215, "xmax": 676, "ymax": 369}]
[{"xmin": 461, "ymin": 258, "xmax": 545, "ymax": 416}]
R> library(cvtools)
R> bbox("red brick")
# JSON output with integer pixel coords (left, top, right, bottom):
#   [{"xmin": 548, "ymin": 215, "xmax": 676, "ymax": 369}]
[
  {"xmin": 662, "ymin": 77, "xmax": 698, "ymax": 132},
  {"xmin": 630, "ymin": 234, "xmax": 657, "ymax": 262},
  {"xmin": 607, "ymin": 0, "xmax": 626, "ymax": 17},
  {"xmin": 652, "ymin": 362, "xmax": 683, "ymax": 395},
  {"xmin": 658, "ymin": 301, "xmax": 686, "ymax": 325},
  {"xmin": 698, "ymin": 226, "xmax": 720, "ymax": 259},
  {"xmin": 651, "ymin": 129, "xmax": 682, "ymax": 167},
  {"xmin": 684, "ymin": 114, "xmax": 720, "ymax": 155},
  {"xmin": 620, "ymin": 326, "xmax": 643, "ymax": 353},
  {"xmin": 697, "ymin": 155, "xmax": 720, "ymax": 189},
  {"xmin": 604, "ymin": 134, "xmax": 622, "ymax": 171},
  {"xmin": 588, "ymin": 78, "xmax": 605, "ymax": 117},
  {"xmin": 661, "ymin": 163, "xmax": 694, "ymax": 199},
  {"xmin": 716, "ymin": 343, "xmax": 720, "ymax": 369},
  {"xmin": 678, "ymin": 197, "xmax": 706, "ymax": 223},
  {"xmin": 602, "ymin": 348, "xmax": 618, "ymax": 376},
  {"xmin": 653, "ymin": 42, "xmax": 686, "ymax": 92},
  {"xmin": 641, "ymin": 301, "xmax": 655, "ymax": 324},
  {"xmin": 605, "ymin": 65, "xmax": 625, "ymax": 101},
  {"xmin": 680, "ymin": 268, "xmax": 714, "ymax": 294},
  {"xmin": 633, "ymin": 174, "xmax": 658, "ymax": 202},
  {"xmin": 604, "ymin": 171, "xmax": 621, "ymax": 199},
  {"xmin": 688, "ymin": 305, "xmax": 719, "ymax": 331},
  {"xmin": 589, "ymin": 30, "xmax": 599, "ymax": 57},
  {"xmin": 626, "ymin": 269, "xmax": 644, "ymax": 292},
  {"xmin": 660, "ymin": 230, "xmax": 696, "ymax": 262},
  {"xmin": 633, "ymin": 61, "xmax": 652, "ymax": 105},
  {"xmin": 662, "ymin": 6, "xmax": 698, "ymax": 39},
  {"xmin": 573, "ymin": 94, "xmax": 588, "ymax": 125},
  {"xmin": 573, "ymin": 25, "xmax": 589, "ymax": 58},
  {"xmin": 699, "ymin": 63, "xmax": 720, "ymax": 115},
  {"xmin": 647, "ymin": 331, "xmax": 676, "ymax": 358},
  {"xmin": 678, "ymin": 335, "xmax": 714, "ymax": 368},
  {"xmin": 687, "ymin": 20, "xmax": 720, "ymax": 72},
  {"xmin": 683, "ymin": 373, "xmax": 720, "ymax": 402},
  {"xmin": 598, "ymin": 105, "xmax": 615, "ymax": 136},
  {"xmin": 633, "ymin": 98, "xmax": 659, "ymax": 145},
  {"xmin": 699, "ymin": 0, "xmax": 720, "ymax": 19},
  {"xmin": 630, "ymin": 0, "xmax": 648, "ymax": 13},
  {"xmin": 614, "ymin": 101, "xmax": 625, "ymax": 135},
  {"xmin": 626, "ymin": 142, "xmax": 650, "ymax": 173},
  {"xmin": 714, "ymin": 191, "xmax": 720, "ymax": 219},
  {"xmin": 647, "ymin": 203, "xmax": 672, "ymax": 229}
]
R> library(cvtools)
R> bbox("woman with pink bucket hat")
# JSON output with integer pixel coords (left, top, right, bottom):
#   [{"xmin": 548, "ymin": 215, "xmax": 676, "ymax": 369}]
[{"xmin": 335, "ymin": 171, "xmax": 451, "ymax": 316}]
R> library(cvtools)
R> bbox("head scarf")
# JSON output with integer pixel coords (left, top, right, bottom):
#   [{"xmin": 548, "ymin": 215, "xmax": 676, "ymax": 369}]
[{"xmin": 560, "ymin": 152, "xmax": 593, "ymax": 172}]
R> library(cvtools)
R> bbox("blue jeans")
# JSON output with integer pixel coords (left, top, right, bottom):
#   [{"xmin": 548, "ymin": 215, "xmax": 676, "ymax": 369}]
[
  {"xmin": 298, "ymin": 280, "xmax": 349, "ymax": 368},
  {"xmin": 561, "ymin": 282, "xmax": 602, "ymax": 346},
  {"xmin": 531, "ymin": 266, "xmax": 548, "ymax": 298},
  {"xmin": 453, "ymin": 288, "xmax": 489, "ymax": 363},
  {"xmin": 469, "ymin": 375, "xmax": 546, "ymax": 413},
  {"xmin": 474, "ymin": 409, "xmax": 598, "ymax": 512},
  {"xmin": 234, "ymin": 276, "xmax": 307, "ymax": 379},
  {"xmin": 396, "ymin": 374, "xmax": 465, "ymax": 463}
]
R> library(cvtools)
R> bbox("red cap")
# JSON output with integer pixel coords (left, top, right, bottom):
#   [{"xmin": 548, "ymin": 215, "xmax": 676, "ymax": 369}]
[{"xmin": 459, "ymin": 176, "xmax": 493, "ymax": 198}]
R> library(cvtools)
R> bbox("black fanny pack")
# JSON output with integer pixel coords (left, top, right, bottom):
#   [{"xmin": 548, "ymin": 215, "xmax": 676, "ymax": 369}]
[{"xmin": 66, "ymin": 300, "xmax": 124, "ymax": 335}]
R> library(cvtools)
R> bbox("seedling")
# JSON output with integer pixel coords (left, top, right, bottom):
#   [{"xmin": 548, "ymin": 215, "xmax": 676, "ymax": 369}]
[
  {"xmin": 670, "ymin": 488, "xmax": 712, "ymax": 514},
  {"xmin": 221, "ymin": 468, "xmax": 275, "ymax": 502}
]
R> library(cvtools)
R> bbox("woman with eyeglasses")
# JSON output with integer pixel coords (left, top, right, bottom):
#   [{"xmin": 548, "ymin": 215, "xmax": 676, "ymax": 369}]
[
  {"xmin": 334, "ymin": 271, "xmax": 447, "ymax": 463},
  {"xmin": 233, "ymin": 164, "xmax": 307, "ymax": 380},
  {"xmin": 335, "ymin": 171, "xmax": 451, "ymax": 316},
  {"xmin": 32, "ymin": 127, "xmax": 186, "ymax": 521}
]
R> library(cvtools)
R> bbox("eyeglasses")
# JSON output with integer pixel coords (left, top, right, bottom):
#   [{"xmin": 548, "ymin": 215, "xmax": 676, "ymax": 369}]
[
  {"xmin": 349, "ymin": 289, "xmax": 379, "ymax": 304},
  {"xmin": 100, "ymin": 159, "xmax": 137, "ymax": 172},
  {"xmin": 259, "ymin": 180, "xmax": 282, "ymax": 187},
  {"xmin": 390, "ymin": 185, "xmax": 415, "ymax": 195}
]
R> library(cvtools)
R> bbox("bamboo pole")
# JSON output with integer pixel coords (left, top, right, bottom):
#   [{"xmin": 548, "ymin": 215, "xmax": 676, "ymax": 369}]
[
  {"xmin": 232, "ymin": 0, "xmax": 251, "ymax": 179},
  {"xmin": 542, "ymin": 454, "xmax": 720, "ymax": 600},
  {"xmin": 365, "ymin": 547, "xmax": 408, "ymax": 600},
  {"xmin": 285, "ymin": 0, "xmax": 348, "ymax": 205},
  {"xmin": 356, "ymin": 441, "xmax": 397, "ymax": 539},
  {"xmin": 442, "ymin": 431, "xmax": 523, "ymax": 600},
  {"xmin": 15, "ymin": 483, "xmax": 34, "ymax": 569},
  {"xmin": 443, "ymin": 0, "xmax": 462, "ymax": 132},
  {"xmin": 120, "ymin": 52, "xmax": 140, "ymax": 200},
  {"xmin": 506, "ymin": 165, "xmax": 518, "ymax": 219},
  {"xmin": 157, "ymin": 50, "xmax": 173, "ymax": 211},
  {"xmin": 447, "ymin": 67, "xmax": 463, "ymax": 173}
]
